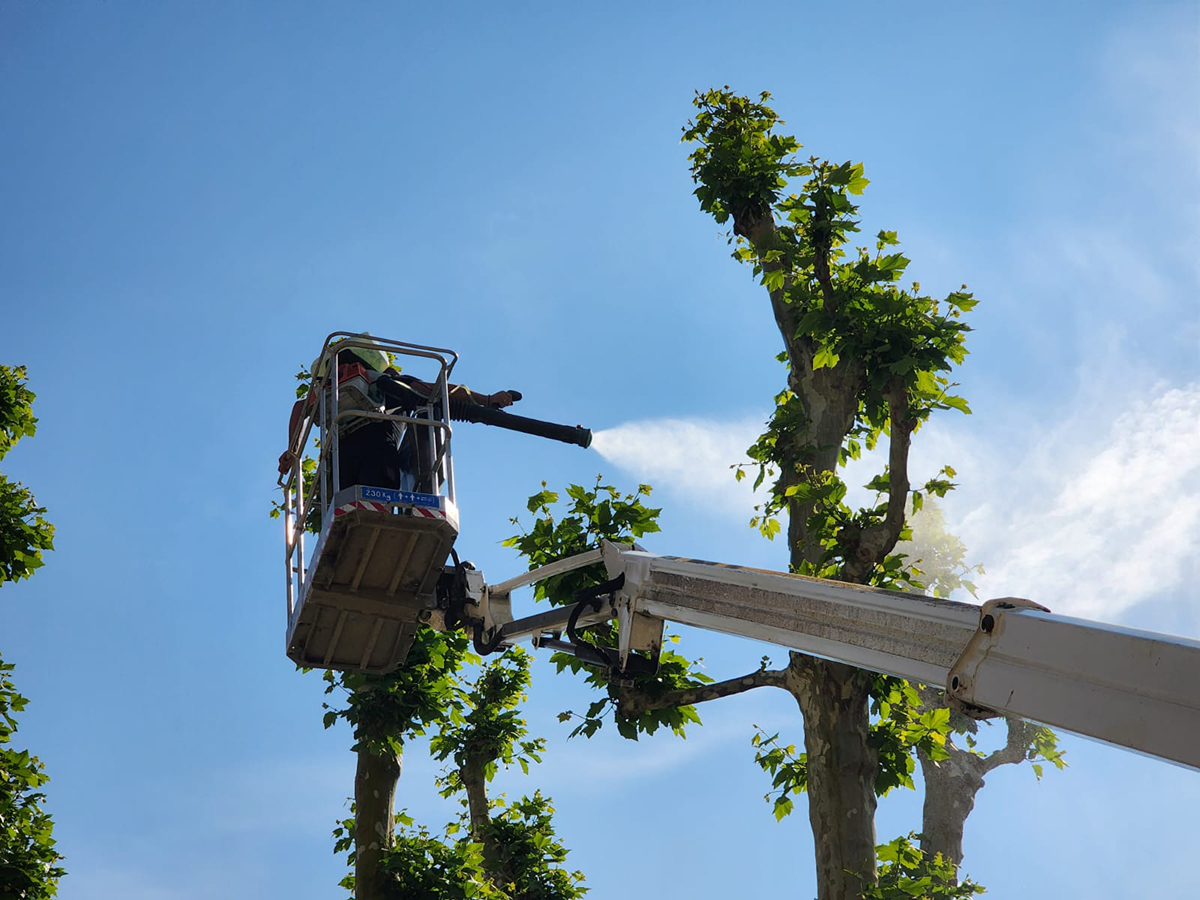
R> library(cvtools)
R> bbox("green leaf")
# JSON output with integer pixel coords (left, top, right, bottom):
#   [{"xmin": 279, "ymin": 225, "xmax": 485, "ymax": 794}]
[
  {"xmin": 813, "ymin": 345, "xmax": 840, "ymax": 370},
  {"xmin": 846, "ymin": 163, "xmax": 870, "ymax": 195}
]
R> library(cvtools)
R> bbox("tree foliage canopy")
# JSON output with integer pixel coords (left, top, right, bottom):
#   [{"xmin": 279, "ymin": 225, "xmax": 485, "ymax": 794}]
[
  {"xmin": 0, "ymin": 660, "xmax": 65, "ymax": 900},
  {"xmin": 0, "ymin": 364, "xmax": 63, "ymax": 898},
  {"xmin": 504, "ymin": 478, "xmax": 715, "ymax": 740},
  {"xmin": 0, "ymin": 367, "xmax": 54, "ymax": 587},
  {"xmin": 321, "ymin": 627, "xmax": 474, "ymax": 758}
]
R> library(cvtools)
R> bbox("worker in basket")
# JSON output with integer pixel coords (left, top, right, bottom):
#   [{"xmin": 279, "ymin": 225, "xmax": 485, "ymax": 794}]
[{"xmin": 277, "ymin": 338, "xmax": 521, "ymax": 493}]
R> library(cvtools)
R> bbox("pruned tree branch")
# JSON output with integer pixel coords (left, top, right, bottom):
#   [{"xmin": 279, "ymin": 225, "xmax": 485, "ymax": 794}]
[
  {"xmin": 739, "ymin": 211, "xmax": 810, "ymax": 375},
  {"xmin": 979, "ymin": 716, "xmax": 1036, "ymax": 774},
  {"xmin": 879, "ymin": 379, "xmax": 914, "ymax": 542},
  {"xmin": 616, "ymin": 666, "xmax": 789, "ymax": 720},
  {"xmin": 811, "ymin": 207, "xmax": 839, "ymax": 315},
  {"xmin": 844, "ymin": 378, "xmax": 914, "ymax": 582}
]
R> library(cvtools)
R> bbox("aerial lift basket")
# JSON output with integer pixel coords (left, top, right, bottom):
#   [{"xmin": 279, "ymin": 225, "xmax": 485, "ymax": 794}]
[{"xmin": 280, "ymin": 334, "xmax": 462, "ymax": 674}]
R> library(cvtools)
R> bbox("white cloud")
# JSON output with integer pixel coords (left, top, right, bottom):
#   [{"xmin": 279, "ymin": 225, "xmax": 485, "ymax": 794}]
[
  {"xmin": 950, "ymin": 383, "xmax": 1200, "ymax": 625},
  {"xmin": 941, "ymin": 13, "xmax": 1200, "ymax": 627}
]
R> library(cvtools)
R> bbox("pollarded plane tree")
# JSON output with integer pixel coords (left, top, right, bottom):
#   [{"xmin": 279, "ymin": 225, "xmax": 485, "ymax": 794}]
[
  {"xmin": 682, "ymin": 88, "xmax": 1062, "ymax": 895},
  {"xmin": 505, "ymin": 91, "xmax": 1061, "ymax": 900}
]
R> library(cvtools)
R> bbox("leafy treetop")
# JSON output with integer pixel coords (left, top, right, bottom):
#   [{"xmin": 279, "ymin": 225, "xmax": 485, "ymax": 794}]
[
  {"xmin": 0, "ymin": 366, "xmax": 54, "ymax": 587},
  {"xmin": 321, "ymin": 627, "xmax": 475, "ymax": 758},
  {"xmin": 338, "ymin": 651, "xmax": 587, "ymax": 900},
  {"xmin": 684, "ymin": 88, "xmax": 975, "ymax": 588}
]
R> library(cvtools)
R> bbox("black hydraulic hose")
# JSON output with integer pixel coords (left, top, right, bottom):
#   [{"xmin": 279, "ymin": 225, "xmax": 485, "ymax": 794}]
[
  {"xmin": 473, "ymin": 620, "xmax": 506, "ymax": 656},
  {"xmin": 563, "ymin": 573, "xmax": 626, "ymax": 669},
  {"xmin": 451, "ymin": 403, "xmax": 592, "ymax": 449},
  {"xmin": 566, "ymin": 573, "xmax": 625, "ymax": 644}
]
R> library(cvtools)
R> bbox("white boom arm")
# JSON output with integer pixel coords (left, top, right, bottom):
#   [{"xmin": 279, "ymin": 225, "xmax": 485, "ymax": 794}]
[{"xmin": 476, "ymin": 541, "xmax": 1200, "ymax": 771}]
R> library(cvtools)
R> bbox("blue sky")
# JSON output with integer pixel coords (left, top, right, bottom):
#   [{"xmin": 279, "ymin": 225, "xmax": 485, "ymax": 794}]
[{"xmin": 2, "ymin": 1, "xmax": 1198, "ymax": 897}]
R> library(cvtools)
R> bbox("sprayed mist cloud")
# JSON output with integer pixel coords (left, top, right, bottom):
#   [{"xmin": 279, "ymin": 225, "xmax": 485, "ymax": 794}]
[{"xmin": 591, "ymin": 417, "xmax": 766, "ymax": 517}]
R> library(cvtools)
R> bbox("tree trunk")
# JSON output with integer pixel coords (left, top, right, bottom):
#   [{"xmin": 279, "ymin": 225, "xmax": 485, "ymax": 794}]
[
  {"xmin": 779, "ymin": 398, "xmax": 880, "ymax": 899},
  {"xmin": 460, "ymin": 754, "xmax": 511, "ymax": 889},
  {"xmin": 916, "ymin": 749, "xmax": 982, "ymax": 869},
  {"xmin": 460, "ymin": 754, "xmax": 491, "ymax": 843},
  {"xmin": 354, "ymin": 745, "xmax": 401, "ymax": 900},
  {"xmin": 740, "ymin": 200, "xmax": 891, "ymax": 900},
  {"xmin": 789, "ymin": 656, "xmax": 878, "ymax": 900},
  {"xmin": 914, "ymin": 686, "xmax": 1038, "ymax": 875}
]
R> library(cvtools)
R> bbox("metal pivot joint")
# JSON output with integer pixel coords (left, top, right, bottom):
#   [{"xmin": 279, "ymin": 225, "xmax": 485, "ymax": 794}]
[{"xmin": 946, "ymin": 597, "xmax": 1050, "ymax": 718}]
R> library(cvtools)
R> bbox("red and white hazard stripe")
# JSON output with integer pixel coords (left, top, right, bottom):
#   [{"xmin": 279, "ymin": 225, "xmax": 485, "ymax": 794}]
[
  {"xmin": 334, "ymin": 500, "xmax": 450, "ymax": 521},
  {"xmin": 334, "ymin": 500, "xmax": 392, "ymax": 517}
]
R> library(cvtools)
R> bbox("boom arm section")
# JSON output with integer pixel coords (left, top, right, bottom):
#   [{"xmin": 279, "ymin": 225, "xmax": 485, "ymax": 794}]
[{"xmin": 464, "ymin": 541, "xmax": 1200, "ymax": 771}]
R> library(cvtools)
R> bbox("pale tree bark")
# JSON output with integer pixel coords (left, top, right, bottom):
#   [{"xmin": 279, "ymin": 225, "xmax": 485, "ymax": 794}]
[
  {"xmin": 619, "ymin": 655, "xmax": 882, "ymax": 900},
  {"xmin": 915, "ymin": 687, "xmax": 1036, "ymax": 873},
  {"xmin": 354, "ymin": 746, "xmax": 402, "ymax": 900}
]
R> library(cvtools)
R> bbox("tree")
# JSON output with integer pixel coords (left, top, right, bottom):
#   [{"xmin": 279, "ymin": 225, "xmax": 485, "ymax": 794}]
[
  {"xmin": 509, "ymin": 91, "xmax": 983, "ymax": 899},
  {"xmin": 508, "ymin": 482, "xmax": 1002, "ymax": 899},
  {"xmin": 680, "ymin": 88, "xmax": 978, "ymax": 898},
  {"xmin": 0, "ymin": 364, "xmax": 63, "ymax": 899},
  {"xmin": 0, "ymin": 366, "xmax": 54, "ymax": 588},
  {"xmin": 502, "ymin": 478, "xmax": 714, "ymax": 743},
  {"xmin": 425, "ymin": 648, "xmax": 586, "ymax": 899},
  {"xmin": 862, "ymin": 834, "xmax": 983, "ymax": 900}
]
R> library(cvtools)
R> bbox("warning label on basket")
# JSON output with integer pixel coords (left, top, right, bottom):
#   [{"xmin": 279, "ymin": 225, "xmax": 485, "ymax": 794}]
[{"xmin": 360, "ymin": 486, "xmax": 440, "ymax": 508}]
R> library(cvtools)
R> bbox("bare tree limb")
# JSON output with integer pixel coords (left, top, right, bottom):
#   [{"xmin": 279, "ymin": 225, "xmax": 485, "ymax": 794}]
[
  {"xmin": 979, "ymin": 716, "xmax": 1036, "ymax": 774},
  {"xmin": 459, "ymin": 753, "xmax": 491, "ymax": 842},
  {"xmin": 916, "ymin": 689, "xmax": 1043, "ymax": 872},
  {"xmin": 845, "ymin": 378, "xmax": 914, "ymax": 581},
  {"xmin": 354, "ymin": 746, "xmax": 401, "ymax": 900},
  {"xmin": 878, "ymin": 379, "xmax": 914, "ymax": 542},
  {"xmin": 616, "ymin": 666, "xmax": 790, "ymax": 720}
]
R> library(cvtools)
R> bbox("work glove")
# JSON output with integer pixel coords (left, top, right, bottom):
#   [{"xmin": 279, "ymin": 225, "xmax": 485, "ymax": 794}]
[{"xmin": 487, "ymin": 390, "xmax": 523, "ymax": 408}]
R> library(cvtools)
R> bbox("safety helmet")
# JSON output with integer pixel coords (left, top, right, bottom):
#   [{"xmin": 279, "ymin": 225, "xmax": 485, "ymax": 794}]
[{"xmin": 312, "ymin": 333, "xmax": 395, "ymax": 378}]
